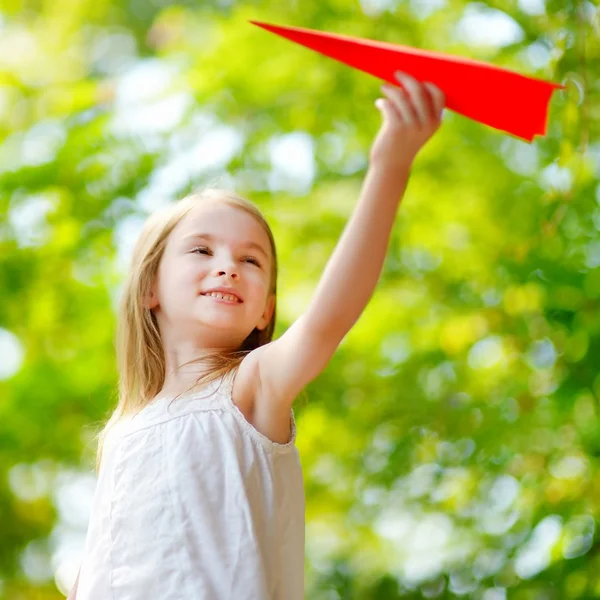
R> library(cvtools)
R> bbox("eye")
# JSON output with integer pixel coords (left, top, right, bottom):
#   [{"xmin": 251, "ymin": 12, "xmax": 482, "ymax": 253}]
[
  {"xmin": 243, "ymin": 256, "xmax": 261, "ymax": 267},
  {"xmin": 192, "ymin": 246, "xmax": 211, "ymax": 255}
]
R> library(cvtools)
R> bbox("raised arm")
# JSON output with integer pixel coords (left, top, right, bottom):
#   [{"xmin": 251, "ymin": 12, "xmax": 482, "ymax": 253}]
[
  {"xmin": 303, "ymin": 73, "xmax": 444, "ymax": 338},
  {"xmin": 246, "ymin": 72, "xmax": 445, "ymax": 415},
  {"xmin": 302, "ymin": 156, "xmax": 410, "ymax": 337}
]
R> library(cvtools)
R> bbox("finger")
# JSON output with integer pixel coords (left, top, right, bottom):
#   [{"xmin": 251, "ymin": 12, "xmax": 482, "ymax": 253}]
[
  {"xmin": 381, "ymin": 84, "xmax": 416, "ymax": 126},
  {"xmin": 375, "ymin": 98, "xmax": 402, "ymax": 127},
  {"xmin": 394, "ymin": 71, "xmax": 430, "ymax": 126},
  {"xmin": 424, "ymin": 82, "xmax": 446, "ymax": 121}
]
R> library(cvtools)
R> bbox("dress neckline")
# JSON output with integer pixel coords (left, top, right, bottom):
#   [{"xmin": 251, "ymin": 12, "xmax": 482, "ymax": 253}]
[{"xmin": 148, "ymin": 372, "xmax": 233, "ymax": 406}]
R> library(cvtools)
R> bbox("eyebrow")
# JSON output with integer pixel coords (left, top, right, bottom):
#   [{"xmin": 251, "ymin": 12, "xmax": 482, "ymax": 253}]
[{"xmin": 183, "ymin": 233, "xmax": 269, "ymax": 259}]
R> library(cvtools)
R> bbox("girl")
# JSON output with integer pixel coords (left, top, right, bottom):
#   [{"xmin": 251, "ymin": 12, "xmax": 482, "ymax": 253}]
[{"xmin": 68, "ymin": 71, "xmax": 444, "ymax": 599}]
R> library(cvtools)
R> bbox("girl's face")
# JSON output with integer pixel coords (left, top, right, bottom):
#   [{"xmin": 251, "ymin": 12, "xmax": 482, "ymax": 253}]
[{"xmin": 150, "ymin": 201, "xmax": 275, "ymax": 348}]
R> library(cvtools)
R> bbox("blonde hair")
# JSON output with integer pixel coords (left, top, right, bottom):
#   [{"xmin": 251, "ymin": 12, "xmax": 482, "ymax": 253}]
[{"xmin": 94, "ymin": 188, "xmax": 278, "ymax": 474}]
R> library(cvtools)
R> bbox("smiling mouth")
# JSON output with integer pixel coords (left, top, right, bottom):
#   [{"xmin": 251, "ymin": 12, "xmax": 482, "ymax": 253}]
[{"xmin": 201, "ymin": 292, "xmax": 243, "ymax": 304}]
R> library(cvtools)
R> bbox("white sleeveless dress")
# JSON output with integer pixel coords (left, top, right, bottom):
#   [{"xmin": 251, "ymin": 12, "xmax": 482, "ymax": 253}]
[{"xmin": 75, "ymin": 371, "xmax": 305, "ymax": 599}]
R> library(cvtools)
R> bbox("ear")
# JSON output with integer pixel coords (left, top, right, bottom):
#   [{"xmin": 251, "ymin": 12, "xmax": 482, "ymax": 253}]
[
  {"xmin": 256, "ymin": 294, "xmax": 275, "ymax": 331},
  {"xmin": 143, "ymin": 283, "xmax": 159, "ymax": 310}
]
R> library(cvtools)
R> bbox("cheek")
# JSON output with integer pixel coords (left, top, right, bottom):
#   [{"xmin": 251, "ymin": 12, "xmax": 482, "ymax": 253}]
[
  {"xmin": 181, "ymin": 257, "xmax": 209, "ymax": 278},
  {"xmin": 247, "ymin": 270, "xmax": 270, "ymax": 296},
  {"xmin": 163, "ymin": 261, "xmax": 204, "ymax": 294}
]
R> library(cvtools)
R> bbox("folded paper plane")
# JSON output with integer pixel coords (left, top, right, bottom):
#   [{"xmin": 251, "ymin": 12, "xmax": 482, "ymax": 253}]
[{"xmin": 250, "ymin": 20, "xmax": 564, "ymax": 141}]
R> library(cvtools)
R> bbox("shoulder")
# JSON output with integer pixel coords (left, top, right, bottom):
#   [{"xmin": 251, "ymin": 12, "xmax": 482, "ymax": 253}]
[{"xmin": 232, "ymin": 345, "xmax": 296, "ymax": 445}]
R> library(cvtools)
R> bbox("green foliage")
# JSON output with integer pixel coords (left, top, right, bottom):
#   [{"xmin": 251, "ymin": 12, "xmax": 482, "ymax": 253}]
[{"xmin": 0, "ymin": 0, "xmax": 598, "ymax": 597}]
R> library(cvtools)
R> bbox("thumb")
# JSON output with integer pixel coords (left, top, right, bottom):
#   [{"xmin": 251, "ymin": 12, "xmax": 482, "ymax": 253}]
[{"xmin": 375, "ymin": 98, "xmax": 395, "ymax": 124}]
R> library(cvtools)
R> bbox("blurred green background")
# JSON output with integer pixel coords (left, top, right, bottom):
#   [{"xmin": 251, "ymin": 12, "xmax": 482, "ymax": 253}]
[{"xmin": 0, "ymin": 0, "xmax": 598, "ymax": 598}]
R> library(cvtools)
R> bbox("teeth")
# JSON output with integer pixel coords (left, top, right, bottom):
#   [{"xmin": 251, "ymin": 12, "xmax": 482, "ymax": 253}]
[{"xmin": 203, "ymin": 292, "xmax": 240, "ymax": 302}]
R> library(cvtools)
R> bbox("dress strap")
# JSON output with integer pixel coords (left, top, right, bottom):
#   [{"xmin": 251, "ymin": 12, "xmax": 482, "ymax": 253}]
[{"xmin": 217, "ymin": 366, "xmax": 298, "ymax": 453}]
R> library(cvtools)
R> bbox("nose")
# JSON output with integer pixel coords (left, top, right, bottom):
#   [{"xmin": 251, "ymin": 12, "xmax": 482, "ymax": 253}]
[
  {"xmin": 217, "ymin": 269, "xmax": 239, "ymax": 280},
  {"xmin": 213, "ymin": 260, "xmax": 239, "ymax": 280}
]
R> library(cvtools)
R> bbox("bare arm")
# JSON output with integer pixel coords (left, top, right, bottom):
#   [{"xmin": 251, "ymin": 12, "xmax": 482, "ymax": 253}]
[
  {"xmin": 251, "ymin": 72, "xmax": 446, "ymax": 407},
  {"xmin": 302, "ymin": 73, "xmax": 444, "ymax": 338},
  {"xmin": 303, "ymin": 161, "xmax": 410, "ymax": 336}
]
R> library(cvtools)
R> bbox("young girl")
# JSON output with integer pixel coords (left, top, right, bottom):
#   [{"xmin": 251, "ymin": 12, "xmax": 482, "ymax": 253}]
[{"xmin": 68, "ymin": 71, "xmax": 444, "ymax": 599}]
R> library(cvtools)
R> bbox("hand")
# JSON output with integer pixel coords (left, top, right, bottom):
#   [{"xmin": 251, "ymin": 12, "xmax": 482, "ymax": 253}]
[{"xmin": 370, "ymin": 71, "xmax": 445, "ymax": 170}]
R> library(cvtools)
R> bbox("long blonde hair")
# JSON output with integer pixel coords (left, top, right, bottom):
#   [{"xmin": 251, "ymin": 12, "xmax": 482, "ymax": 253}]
[{"xmin": 94, "ymin": 188, "xmax": 278, "ymax": 474}]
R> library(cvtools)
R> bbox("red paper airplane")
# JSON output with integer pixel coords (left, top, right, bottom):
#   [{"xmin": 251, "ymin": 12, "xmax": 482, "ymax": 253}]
[{"xmin": 250, "ymin": 20, "xmax": 564, "ymax": 142}]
